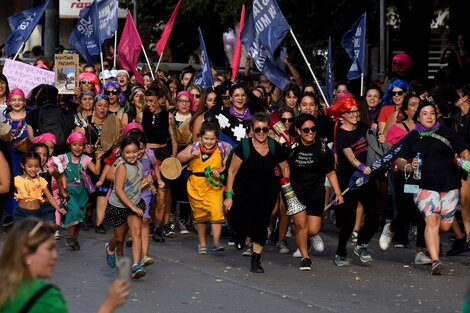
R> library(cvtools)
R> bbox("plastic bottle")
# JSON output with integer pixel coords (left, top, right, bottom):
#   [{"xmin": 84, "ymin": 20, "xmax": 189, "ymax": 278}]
[{"xmin": 413, "ymin": 152, "xmax": 422, "ymax": 180}]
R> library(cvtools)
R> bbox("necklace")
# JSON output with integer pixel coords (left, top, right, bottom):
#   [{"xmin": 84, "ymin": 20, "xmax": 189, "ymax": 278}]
[
  {"xmin": 65, "ymin": 154, "xmax": 82, "ymax": 183},
  {"xmin": 151, "ymin": 111, "xmax": 160, "ymax": 127}
]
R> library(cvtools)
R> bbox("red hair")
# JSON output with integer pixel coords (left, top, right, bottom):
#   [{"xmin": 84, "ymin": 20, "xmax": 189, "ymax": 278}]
[{"xmin": 325, "ymin": 96, "xmax": 358, "ymax": 121}]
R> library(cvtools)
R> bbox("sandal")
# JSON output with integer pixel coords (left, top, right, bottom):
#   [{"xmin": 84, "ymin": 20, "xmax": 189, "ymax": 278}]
[
  {"xmin": 197, "ymin": 245, "xmax": 208, "ymax": 255},
  {"xmin": 212, "ymin": 244, "xmax": 225, "ymax": 252}
]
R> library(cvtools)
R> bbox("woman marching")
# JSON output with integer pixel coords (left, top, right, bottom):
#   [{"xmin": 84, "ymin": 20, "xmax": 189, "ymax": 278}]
[
  {"xmin": 224, "ymin": 112, "xmax": 289, "ymax": 273},
  {"xmin": 177, "ymin": 119, "xmax": 229, "ymax": 254}
]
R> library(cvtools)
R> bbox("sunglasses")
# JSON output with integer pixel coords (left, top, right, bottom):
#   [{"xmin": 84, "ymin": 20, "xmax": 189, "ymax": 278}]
[
  {"xmin": 192, "ymin": 93, "xmax": 201, "ymax": 99},
  {"xmin": 253, "ymin": 127, "xmax": 269, "ymax": 134},
  {"xmin": 280, "ymin": 118, "xmax": 294, "ymax": 123},
  {"xmin": 391, "ymin": 91, "xmax": 404, "ymax": 96},
  {"xmin": 81, "ymin": 80, "xmax": 92, "ymax": 85},
  {"xmin": 105, "ymin": 89, "xmax": 119, "ymax": 96},
  {"xmin": 301, "ymin": 126, "xmax": 317, "ymax": 134},
  {"xmin": 221, "ymin": 95, "xmax": 230, "ymax": 100}
]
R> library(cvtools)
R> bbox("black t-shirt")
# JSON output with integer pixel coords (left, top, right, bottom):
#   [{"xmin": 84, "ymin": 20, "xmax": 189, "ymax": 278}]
[
  {"xmin": 335, "ymin": 122, "xmax": 369, "ymax": 188},
  {"xmin": 289, "ymin": 140, "xmax": 334, "ymax": 205},
  {"xmin": 398, "ymin": 126, "xmax": 468, "ymax": 192},
  {"xmin": 141, "ymin": 109, "xmax": 170, "ymax": 145}
]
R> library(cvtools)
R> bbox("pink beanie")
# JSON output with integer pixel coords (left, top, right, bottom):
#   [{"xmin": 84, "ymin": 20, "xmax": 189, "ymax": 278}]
[
  {"xmin": 66, "ymin": 131, "xmax": 87, "ymax": 144},
  {"xmin": 392, "ymin": 53, "xmax": 413, "ymax": 75},
  {"xmin": 177, "ymin": 91, "xmax": 196, "ymax": 113},
  {"xmin": 7, "ymin": 88, "xmax": 26, "ymax": 106},
  {"xmin": 32, "ymin": 133, "xmax": 57, "ymax": 144},
  {"xmin": 123, "ymin": 122, "xmax": 144, "ymax": 136},
  {"xmin": 79, "ymin": 72, "xmax": 101, "ymax": 94}
]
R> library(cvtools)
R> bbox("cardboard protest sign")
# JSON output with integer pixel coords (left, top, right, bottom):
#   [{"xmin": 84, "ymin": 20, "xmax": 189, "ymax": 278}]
[
  {"xmin": 3, "ymin": 59, "xmax": 54, "ymax": 97},
  {"xmin": 55, "ymin": 54, "xmax": 79, "ymax": 94}
]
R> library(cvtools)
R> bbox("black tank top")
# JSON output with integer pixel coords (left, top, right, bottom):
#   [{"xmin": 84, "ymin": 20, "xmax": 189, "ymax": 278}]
[{"xmin": 142, "ymin": 109, "xmax": 170, "ymax": 144}]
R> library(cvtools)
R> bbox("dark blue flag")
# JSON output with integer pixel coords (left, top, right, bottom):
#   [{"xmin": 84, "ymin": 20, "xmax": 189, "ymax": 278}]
[
  {"xmin": 325, "ymin": 36, "xmax": 334, "ymax": 105},
  {"xmin": 194, "ymin": 27, "xmax": 213, "ymax": 91},
  {"xmin": 341, "ymin": 13, "xmax": 366, "ymax": 80},
  {"xmin": 98, "ymin": 0, "xmax": 119, "ymax": 42},
  {"xmin": 251, "ymin": 0, "xmax": 290, "ymax": 54},
  {"xmin": 68, "ymin": 0, "xmax": 101, "ymax": 65},
  {"xmin": 241, "ymin": 10, "xmax": 290, "ymax": 89},
  {"xmin": 5, "ymin": 1, "xmax": 50, "ymax": 57}
]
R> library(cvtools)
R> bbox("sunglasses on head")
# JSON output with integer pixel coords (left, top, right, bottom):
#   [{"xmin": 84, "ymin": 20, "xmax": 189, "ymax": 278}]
[
  {"xmin": 391, "ymin": 91, "xmax": 404, "ymax": 96},
  {"xmin": 105, "ymin": 89, "xmax": 119, "ymax": 96},
  {"xmin": 221, "ymin": 95, "xmax": 230, "ymax": 100},
  {"xmin": 192, "ymin": 93, "xmax": 201, "ymax": 99},
  {"xmin": 81, "ymin": 80, "xmax": 92, "ymax": 85},
  {"xmin": 301, "ymin": 126, "xmax": 317, "ymax": 134},
  {"xmin": 280, "ymin": 117, "xmax": 294, "ymax": 123},
  {"xmin": 253, "ymin": 127, "xmax": 269, "ymax": 134}
]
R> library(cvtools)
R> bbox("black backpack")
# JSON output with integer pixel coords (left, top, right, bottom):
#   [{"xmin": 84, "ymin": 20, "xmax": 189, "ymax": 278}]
[{"xmin": 36, "ymin": 103, "xmax": 72, "ymax": 153}]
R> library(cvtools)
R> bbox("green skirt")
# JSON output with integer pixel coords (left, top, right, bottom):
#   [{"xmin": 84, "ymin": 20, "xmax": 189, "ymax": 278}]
[{"xmin": 62, "ymin": 185, "xmax": 88, "ymax": 228}]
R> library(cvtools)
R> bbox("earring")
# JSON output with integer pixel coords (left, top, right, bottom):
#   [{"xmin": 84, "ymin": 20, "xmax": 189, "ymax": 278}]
[{"xmin": 26, "ymin": 259, "xmax": 32, "ymax": 265}]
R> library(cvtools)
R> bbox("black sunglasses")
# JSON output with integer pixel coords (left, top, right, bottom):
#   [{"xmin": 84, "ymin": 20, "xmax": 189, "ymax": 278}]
[
  {"xmin": 301, "ymin": 126, "xmax": 317, "ymax": 134},
  {"xmin": 254, "ymin": 127, "xmax": 269, "ymax": 134},
  {"xmin": 81, "ymin": 80, "xmax": 92, "ymax": 85},
  {"xmin": 391, "ymin": 91, "xmax": 404, "ymax": 96},
  {"xmin": 105, "ymin": 89, "xmax": 119, "ymax": 96},
  {"xmin": 221, "ymin": 95, "xmax": 230, "ymax": 100},
  {"xmin": 192, "ymin": 93, "xmax": 201, "ymax": 99},
  {"xmin": 281, "ymin": 117, "xmax": 294, "ymax": 123}
]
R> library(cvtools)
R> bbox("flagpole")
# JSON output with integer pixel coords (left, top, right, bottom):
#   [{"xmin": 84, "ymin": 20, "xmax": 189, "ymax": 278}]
[
  {"xmin": 13, "ymin": 42, "xmax": 25, "ymax": 61},
  {"xmin": 324, "ymin": 188, "xmax": 349, "ymax": 211},
  {"xmin": 100, "ymin": 52, "xmax": 106, "ymax": 85},
  {"xmin": 360, "ymin": 73, "xmax": 364, "ymax": 96},
  {"xmin": 289, "ymin": 29, "xmax": 328, "ymax": 106},
  {"xmin": 113, "ymin": 31, "xmax": 117, "ymax": 68},
  {"xmin": 142, "ymin": 45, "xmax": 155, "ymax": 80},
  {"xmin": 155, "ymin": 53, "xmax": 163, "ymax": 73}
]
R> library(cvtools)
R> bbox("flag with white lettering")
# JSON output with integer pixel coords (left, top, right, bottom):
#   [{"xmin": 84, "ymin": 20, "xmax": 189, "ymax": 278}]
[
  {"xmin": 251, "ymin": 0, "xmax": 290, "ymax": 55},
  {"xmin": 98, "ymin": 0, "xmax": 118, "ymax": 42},
  {"xmin": 194, "ymin": 27, "xmax": 213, "ymax": 90},
  {"xmin": 341, "ymin": 12, "xmax": 366, "ymax": 80},
  {"xmin": 241, "ymin": 10, "xmax": 290, "ymax": 89},
  {"xmin": 325, "ymin": 36, "xmax": 334, "ymax": 106},
  {"xmin": 69, "ymin": 0, "xmax": 101, "ymax": 65},
  {"xmin": 5, "ymin": 1, "xmax": 50, "ymax": 57}
]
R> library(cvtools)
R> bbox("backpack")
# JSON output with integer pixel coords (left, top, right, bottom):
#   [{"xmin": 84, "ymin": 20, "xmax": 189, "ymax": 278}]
[{"xmin": 36, "ymin": 103, "xmax": 71, "ymax": 153}]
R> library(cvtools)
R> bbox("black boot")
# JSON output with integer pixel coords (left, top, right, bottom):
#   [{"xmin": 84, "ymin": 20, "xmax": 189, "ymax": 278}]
[{"xmin": 250, "ymin": 252, "xmax": 264, "ymax": 273}]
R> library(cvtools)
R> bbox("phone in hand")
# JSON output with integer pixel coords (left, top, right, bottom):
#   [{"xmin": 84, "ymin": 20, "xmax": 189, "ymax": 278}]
[{"xmin": 116, "ymin": 256, "xmax": 131, "ymax": 280}]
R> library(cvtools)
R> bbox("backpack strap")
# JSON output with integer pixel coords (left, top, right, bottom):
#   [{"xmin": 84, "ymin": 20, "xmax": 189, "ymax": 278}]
[
  {"xmin": 242, "ymin": 138, "xmax": 250, "ymax": 161},
  {"xmin": 19, "ymin": 284, "xmax": 54, "ymax": 313},
  {"xmin": 267, "ymin": 137, "xmax": 276, "ymax": 157}
]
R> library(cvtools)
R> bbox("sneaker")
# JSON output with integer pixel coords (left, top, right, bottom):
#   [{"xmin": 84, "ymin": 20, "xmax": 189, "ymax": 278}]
[
  {"xmin": 197, "ymin": 245, "xmax": 208, "ymax": 255},
  {"xmin": 105, "ymin": 243, "xmax": 116, "ymax": 268},
  {"xmin": 334, "ymin": 255, "xmax": 350, "ymax": 267},
  {"xmin": 299, "ymin": 257, "xmax": 312, "ymax": 271},
  {"xmin": 350, "ymin": 231, "xmax": 358, "ymax": 243},
  {"xmin": 125, "ymin": 236, "xmax": 133, "ymax": 247},
  {"xmin": 431, "ymin": 260, "xmax": 444, "ymax": 275},
  {"xmin": 446, "ymin": 238, "xmax": 470, "ymax": 256},
  {"xmin": 292, "ymin": 248, "xmax": 302, "ymax": 258},
  {"xmin": 242, "ymin": 243, "xmax": 253, "ymax": 256},
  {"xmin": 212, "ymin": 244, "xmax": 225, "ymax": 252},
  {"xmin": 354, "ymin": 244, "xmax": 373, "ymax": 263},
  {"xmin": 310, "ymin": 234, "xmax": 324, "ymax": 252},
  {"xmin": 67, "ymin": 237, "xmax": 80, "ymax": 251},
  {"xmin": 151, "ymin": 229, "xmax": 165, "ymax": 243},
  {"xmin": 285, "ymin": 226, "xmax": 292, "ymax": 238},
  {"xmin": 162, "ymin": 224, "xmax": 175, "ymax": 238},
  {"xmin": 415, "ymin": 252, "xmax": 432, "ymax": 265},
  {"xmin": 141, "ymin": 256, "xmax": 154, "ymax": 267},
  {"xmin": 379, "ymin": 223, "xmax": 393, "ymax": 250},
  {"xmin": 276, "ymin": 240, "xmax": 289, "ymax": 254},
  {"xmin": 178, "ymin": 219, "xmax": 189, "ymax": 235},
  {"xmin": 131, "ymin": 263, "xmax": 146, "ymax": 279},
  {"xmin": 95, "ymin": 225, "xmax": 107, "ymax": 234},
  {"xmin": 54, "ymin": 230, "xmax": 60, "ymax": 240}
]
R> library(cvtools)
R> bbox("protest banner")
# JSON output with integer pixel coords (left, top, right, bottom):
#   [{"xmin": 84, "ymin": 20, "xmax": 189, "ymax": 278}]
[
  {"xmin": 3, "ymin": 59, "xmax": 54, "ymax": 97},
  {"xmin": 55, "ymin": 54, "xmax": 79, "ymax": 95}
]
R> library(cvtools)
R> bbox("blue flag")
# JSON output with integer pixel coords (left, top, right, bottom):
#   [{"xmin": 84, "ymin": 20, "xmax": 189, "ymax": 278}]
[
  {"xmin": 194, "ymin": 27, "xmax": 213, "ymax": 91},
  {"xmin": 325, "ymin": 36, "xmax": 334, "ymax": 105},
  {"xmin": 68, "ymin": 0, "xmax": 101, "ymax": 65},
  {"xmin": 241, "ymin": 10, "xmax": 290, "ymax": 89},
  {"xmin": 5, "ymin": 1, "xmax": 50, "ymax": 57},
  {"xmin": 251, "ymin": 0, "xmax": 290, "ymax": 54},
  {"xmin": 98, "ymin": 0, "xmax": 119, "ymax": 42},
  {"xmin": 341, "ymin": 12, "xmax": 366, "ymax": 80}
]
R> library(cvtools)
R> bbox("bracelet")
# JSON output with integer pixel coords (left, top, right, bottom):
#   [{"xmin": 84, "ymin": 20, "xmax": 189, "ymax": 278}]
[
  {"xmin": 225, "ymin": 190, "xmax": 234, "ymax": 199},
  {"xmin": 358, "ymin": 163, "xmax": 366, "ymax": 171},
  {"xmin": 404, "ymin": 163, "xmax": 411, "ymax": 181}
]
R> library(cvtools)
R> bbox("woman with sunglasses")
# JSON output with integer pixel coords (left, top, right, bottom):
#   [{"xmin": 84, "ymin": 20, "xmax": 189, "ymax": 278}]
[
  {"xmin": 377, "ymin": 78, "xmax": 409, "ymax": 137},
  {"xmin": 288, "ymin": 113, "xmax": 343, "ymax": 270},
  {"xmin": 102, "ymin": 81, "xmax": 126, "ymax": 117},
  {"xmin": 187, "ymin": 85, "xmax": 203, "ymax": 114},
  {"xmin": 77, "ymin": 72, "xmax": 100, "ymax": 97},
  {"xmin": 224, "ymin": 112, "xmax": 289, "ymax": 273}
]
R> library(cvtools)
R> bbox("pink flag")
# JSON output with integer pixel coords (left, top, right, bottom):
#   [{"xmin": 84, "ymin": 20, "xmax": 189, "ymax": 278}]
[
  {"xmin": 231, "ymin": 4, "xmax": 246, "ymax": 81},
  {"xmin": 155, "ymin": 0, "xmax": 183, "ymax": 56},
  {"xmin": 118, "ymin": 11, "xmax": 143, "ymax": 83}
]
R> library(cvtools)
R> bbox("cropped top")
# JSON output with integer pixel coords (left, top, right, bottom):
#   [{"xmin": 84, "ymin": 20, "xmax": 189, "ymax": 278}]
[
  {"xmin": 14, "ymin": 176, "xmax": 48, "ymax": 202},
  {"xmin": 141, "ymin": 109, "xmax": 170, "ymax": 144}
]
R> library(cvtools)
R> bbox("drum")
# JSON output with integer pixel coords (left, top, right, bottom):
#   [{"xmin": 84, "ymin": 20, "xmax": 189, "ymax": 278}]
[
  {"xmin": 16, "ymin": 137, "xmax": 32, "ymax": 153},
  {"xmin": 160, "ymin": 157, "xmax": 182, "ymax": 180},
  {"xmin": 100, "ymin": 114, "xmax": 122, "ymax": 151}
]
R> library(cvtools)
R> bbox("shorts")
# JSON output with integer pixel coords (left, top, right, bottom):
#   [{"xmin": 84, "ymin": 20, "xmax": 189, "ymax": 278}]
[
  {"xmin": 13, "ymin": 203, "xmax": 55, "ymax": 224},
  {"xmin": 105, "ymin": 199, "xmax": 146, "ymax": 227},
  {"xmin": 413, "ymin": 188, "xmax": 459, "ymax": 224},
  {"xmin": 306, "ymin": 203, "xmax": 325, "ymax": 217}
]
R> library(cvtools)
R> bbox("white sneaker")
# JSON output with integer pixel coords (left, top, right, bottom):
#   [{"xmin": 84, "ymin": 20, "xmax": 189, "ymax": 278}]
[
  {"xmin": 415, "ymin": 252, "xmax": 432, "ymax": 265},
  {"xmin": 379, "ymin": 223, "xmax": 393, "ymax": 250},
  {"xmin": 292, "ymin": 248, "xmax": 302, "ymax": 258},
  {"xmin": 178, "ymin": 220, "xmax": 189, "ymax": 235},
  {"xmin": 310, "ymin": 234, "xmax": 324, "ymax": 252},
  {"xmin": 285, "ymin": 226, "xmax": 293, "ymax": 238},
  {"xmin": 54, "ymin": 230, "xmax": 60, "ymax": 240},
  {"xmin": 276, "ymin": 240, "xmax": 289, "ymax": 254}
]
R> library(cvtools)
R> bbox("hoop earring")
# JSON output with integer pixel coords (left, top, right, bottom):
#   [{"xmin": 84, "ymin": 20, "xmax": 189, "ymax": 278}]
[{"xmin": 26, "ymin": 259, "xmax": 32, "ymax": 265}]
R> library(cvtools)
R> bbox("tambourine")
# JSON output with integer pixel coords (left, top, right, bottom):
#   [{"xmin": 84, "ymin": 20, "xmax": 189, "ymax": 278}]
[
  {"xmin": 160, "ymin": 157, "xmax": 182, "ymax": 180},
  {"xmin": 100, "ymin": 114, "xmax": 122, "ymax": 151}
]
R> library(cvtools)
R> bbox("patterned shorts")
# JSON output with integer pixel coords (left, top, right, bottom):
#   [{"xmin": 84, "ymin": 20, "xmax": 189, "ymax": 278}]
[
  {"xmin": 413, "ymin": 189, "xmax": 459, "ymax": 223},
  {"xmin": 105, "ymin": 199, "xmax": 146, "ymax": 227}
]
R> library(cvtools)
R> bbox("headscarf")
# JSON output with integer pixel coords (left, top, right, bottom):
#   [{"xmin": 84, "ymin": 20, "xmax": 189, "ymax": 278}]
[
  {"xmin": 123, "ymin": 122, "xmax": 144, "ymax": 136},
  {"xmin": 79, "ymin": 72, "xmax": 101, "ymax": 94},
  {"xmin": 66, "ymin": 131, "xmax": 87, "ymax": 144},
  {"xmin": 102, "ymin": 81, "xmax": 125, "ymax": 106},
  {"xmin": 32, "ymin": 133, "xmax": 57, "ymax": 144},
  {"xmin": 176, "ymin": 91, "xmax": 196, "ymax": 113},
  {"xmin": 7, "ymin": 88, "xmax": 25, "ymax": 106},
  {"xmin": 94, "ymin": 93, "xmax": 109, "ymax": 103}
]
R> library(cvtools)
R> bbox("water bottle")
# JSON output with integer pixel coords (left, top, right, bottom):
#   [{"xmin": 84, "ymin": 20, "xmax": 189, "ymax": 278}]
[{"xmin": 413, "ymin": 152, "xmax": 422, "ymax": 180}]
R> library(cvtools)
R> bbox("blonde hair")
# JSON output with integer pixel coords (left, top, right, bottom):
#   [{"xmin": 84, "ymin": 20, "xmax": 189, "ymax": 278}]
[{"xmin": 0, "ymin": 217, "xmax": 55, "ymax": 308}]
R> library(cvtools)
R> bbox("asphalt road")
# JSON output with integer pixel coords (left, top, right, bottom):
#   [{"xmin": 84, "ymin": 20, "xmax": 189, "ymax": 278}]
[{"xmin": 1, "ymin": 220, "xmax": 469, "ymax": 313}]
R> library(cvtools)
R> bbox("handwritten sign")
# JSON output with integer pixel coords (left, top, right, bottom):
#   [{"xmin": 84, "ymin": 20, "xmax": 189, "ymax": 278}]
[
  {"xmin": 55, "ymin": 54, "xmax": 79, "ymax": 95},
  {"xmin": 3, "ymin": 59, "xmax": 55, "ymax": 97}
]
